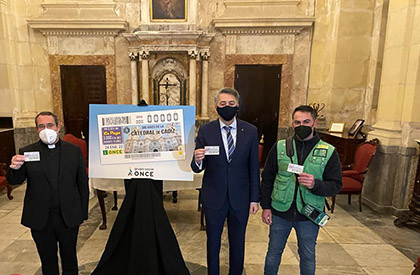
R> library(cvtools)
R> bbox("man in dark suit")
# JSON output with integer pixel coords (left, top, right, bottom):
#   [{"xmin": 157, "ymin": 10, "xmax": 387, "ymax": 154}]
[
  {"xmin": 7, "ymin": 111, "xmax": 89, "ymax": 275},
  {"xmin": 191, "ymin": 87, "xmax": 260, "ymax": 275}
]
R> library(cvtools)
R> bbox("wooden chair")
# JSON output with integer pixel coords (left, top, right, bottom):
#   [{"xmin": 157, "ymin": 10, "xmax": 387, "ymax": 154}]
[
  {"xmin": 0, "ymin": 162, "xmax": 13, "ymax": 200},
  {"xmin": 63, "ymin": 133, "xmax": 118, "ymax": 229},
  {"xmin": 331, "ymin": 138, "xmax": 380, "ymax": 213}
]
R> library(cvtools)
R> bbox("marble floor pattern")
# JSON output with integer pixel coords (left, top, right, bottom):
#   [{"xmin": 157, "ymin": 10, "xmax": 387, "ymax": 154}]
[{"xmin": 0, "ymin": 184, "xmax": 419, "ymax": 275}]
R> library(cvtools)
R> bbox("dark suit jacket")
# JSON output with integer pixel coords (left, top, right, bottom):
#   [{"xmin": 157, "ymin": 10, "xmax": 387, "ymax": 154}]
[
  {"xmin": 7, "ymin": 140, "xmax": 89, "ymax": 230},
  {"xmin": 191, "ymin": 119, "xmax": 260, "ymax": 210}
]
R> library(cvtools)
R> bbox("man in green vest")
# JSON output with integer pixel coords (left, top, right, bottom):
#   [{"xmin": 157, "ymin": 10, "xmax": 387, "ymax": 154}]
[{"xmin": 260, "ymin": 105, "xmax": 342, "ymax": 275}]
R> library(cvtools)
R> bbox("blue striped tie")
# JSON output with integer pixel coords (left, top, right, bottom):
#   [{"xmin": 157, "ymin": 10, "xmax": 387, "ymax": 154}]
[{"xmin": 224, "ymin": 126, "xmax": 235, "ymax": 162}]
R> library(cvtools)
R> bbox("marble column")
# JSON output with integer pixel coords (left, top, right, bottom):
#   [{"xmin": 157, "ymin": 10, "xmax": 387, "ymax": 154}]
[
  {"xmin": 140, "ymin": 51, "xmax": 150, "ymax": 104},
  {"xmin": 200, "ymin": 51, "xmax": 210, "ymax": 119},
  {"xmin": 188, "ymin": 50, "xmax": 198, "ymax": 108},
  {"xmin": 129, "ymin": 52, "xmax": 139, "ymax": 105}
]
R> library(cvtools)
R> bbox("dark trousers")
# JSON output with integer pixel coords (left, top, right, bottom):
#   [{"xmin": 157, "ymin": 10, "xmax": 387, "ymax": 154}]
[
  {"xmin": 204, "ymin": 198, "xmax": 250, "ymax": 275},
  {"xmin": 31, "ymin": 211, "xmax": 79, "ymax": 275}
]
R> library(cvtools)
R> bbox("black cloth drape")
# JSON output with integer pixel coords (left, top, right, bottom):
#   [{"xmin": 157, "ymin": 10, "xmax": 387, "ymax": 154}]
[{"xmin": 91, "ymin": 179, "xmax": 190, "ymax": 275}]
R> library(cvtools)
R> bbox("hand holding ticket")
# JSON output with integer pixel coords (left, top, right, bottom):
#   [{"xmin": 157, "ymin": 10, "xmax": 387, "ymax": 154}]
[
  {"xmin": 204, "ymin": 146, "xmax": 220, "ymax": 155},
  {"xmin": 287, "ymin": 163, "xmax": 304, "ymax": 174},
  {"xmin": 24, "ymin": 152, "xmax": 40, "ymax": 162}
]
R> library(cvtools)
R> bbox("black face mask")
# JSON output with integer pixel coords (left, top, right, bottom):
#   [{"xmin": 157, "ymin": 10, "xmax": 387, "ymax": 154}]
[
  {"xmin": 217, "ymin": 106, "xmax": 239, "ymax": 121},
  {"xmin": 294, "ymin": 125, "xmax": 313, "ymax": 140}
]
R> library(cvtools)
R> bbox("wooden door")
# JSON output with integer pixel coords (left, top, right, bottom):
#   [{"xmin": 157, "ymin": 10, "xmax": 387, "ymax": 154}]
[
  {"xmin": 234, "ymin": 65, "xmax": 281, "ymax": 164},
  {"xmin": 60, "ymin": 65, "xmax": 107, "ymax": 140}
]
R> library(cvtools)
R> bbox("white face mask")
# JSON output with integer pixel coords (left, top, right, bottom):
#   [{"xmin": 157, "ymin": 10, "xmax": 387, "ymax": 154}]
[{"xmin": 39, "ymin": 128, "xmax": 57, "ymax": 145}]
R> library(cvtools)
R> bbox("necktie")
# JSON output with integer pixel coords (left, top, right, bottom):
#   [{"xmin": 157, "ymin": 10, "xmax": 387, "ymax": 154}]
[{"xmin": 224, "ymin": 126, "xmax": 235, "ymax": 162}]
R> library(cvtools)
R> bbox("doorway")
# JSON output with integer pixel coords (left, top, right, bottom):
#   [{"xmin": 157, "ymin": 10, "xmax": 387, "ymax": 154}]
[
  {"xmin": 234, "ymin": 65, "xmax": 281, "ymax": 164},
  {"xmin": 60, "ymin": 65, "xmax": 107, "ymax": 140}
]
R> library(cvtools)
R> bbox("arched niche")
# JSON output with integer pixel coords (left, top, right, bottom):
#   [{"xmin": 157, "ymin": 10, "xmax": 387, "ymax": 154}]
[{"xmin": 152, "ymin": 57, "xmax": 187, "ymax": 105}]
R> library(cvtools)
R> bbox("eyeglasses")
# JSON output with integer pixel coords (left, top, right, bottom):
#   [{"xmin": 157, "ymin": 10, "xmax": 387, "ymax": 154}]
[{"xmin": 37, "ymin": 123, "xmax": 56, "ymax": 130}]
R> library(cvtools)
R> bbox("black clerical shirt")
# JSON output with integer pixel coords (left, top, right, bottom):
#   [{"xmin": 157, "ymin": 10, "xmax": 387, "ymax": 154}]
[{"xmin": 42, "ymin": 140, "xmax": 61, "ymax": 211}]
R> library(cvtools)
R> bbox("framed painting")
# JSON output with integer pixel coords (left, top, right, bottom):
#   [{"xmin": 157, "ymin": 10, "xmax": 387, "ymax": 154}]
[
  {"xmin": 150, "ymin": 0, "xmax": 187, "ymax": 21},
  {"xmin": 348, "ymin": 119, "xmax": 365, "ymax": 136},
  {"xmin": 328, "ymin": 122, "xmax": 345, "ymax": 133}
]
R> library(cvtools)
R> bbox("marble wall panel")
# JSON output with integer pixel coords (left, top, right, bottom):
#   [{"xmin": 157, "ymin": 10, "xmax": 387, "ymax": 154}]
[
  {"xmin": 57, "ymin": 37, "xmax": 115, "ymax": 56},
  {"xmin": 207, "ymin": 33, "xmax": 225, "ymax": 120},
  {"xmin": 336, "ymin": 37, "xmax": 371, "ymax": 63},
  {"xmin": 13, "ymin": 127, "xmax": 39, "ymax": 152},
  {"xmin": 332, "ymin": 63, "xmax": 368, "ymax": 89},
  {"xmin": 236, "ymin": 35, "xmax": 295, "ymax": 55},
  {"xmin": 115, "ymin": 65, "xmax": 131, "ymax": 105},
  {"xmin": 34, "ymin": 87, "xmax": 53, "ymax": 113},
  {"xmin": 0, "ymin": 65, "xmax": 8, "ymax": 89},
  {"xmin": 20, "ymin": 89, "xmax": 37, "ymax": 112},
  {"xmin": 16, "ymin": 43, "xmax": 31, "ymax": 66},
  {"xmin": 292, "ymin": 28, "xmax": 312, "ymax": 103},
  {"xmin": 341, "ymin": 0, "xmax": 374, "ymax": 9},
  {"xmin": 0, "ymin": 13, "xmax": 4, "ymax": 40},
  {"xmin": 16, "ymin": 66, "xmax": 36, "ymax": 90},
  {"xmin": 16, "ymin": 18, "xmax": 29, "ymax": 43},
  {"xmin": 37, "ymin": 65, "xmax": 51, "ymax": 91},
  {"xmin": 221, "ymin": 1, "xmax": 312, "ymax": 18},
  {"xmin": 0, "ymin": 89, "xmax": 13, "ymax": 116},
  {"xmin": 115, "ymin": 37, "xmax": 130, "ymax": 67},
  {"xmin": 49, "ymin": 55, "xmax": 117, "ymax": 125},
  {"xmin": 4, "ymin": 14, "xmax": 17, "ymax": 41},
  {"xmin": 328, "ymin": 88, "xmax": 365, "ymax": 126},
  {"xmin": 125, "ymin": 2, "xmax": 141, "ymax": 30},
  {"xmin": 30, "ymin": 43, "xmax": 47, "ymax": 66},
  {"xmin": 406, "ymin": 45, "xmax": 420, "ymax": 85},
  {"xmin": 338, "ymin": 10, "xmax": 373, "ymax": 37}
]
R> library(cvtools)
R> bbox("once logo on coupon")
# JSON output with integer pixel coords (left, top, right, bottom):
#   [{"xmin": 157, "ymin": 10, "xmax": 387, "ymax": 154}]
[
  {"xmin": 128, "ymin": 167, "xmax": 155, "ymax": 178},
  {"xmin": 102, "ymin": 149, "xmax": 123, "ymax": 155}
]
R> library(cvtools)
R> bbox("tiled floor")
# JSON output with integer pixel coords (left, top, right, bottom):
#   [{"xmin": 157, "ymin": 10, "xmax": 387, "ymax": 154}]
[{"xmin": 0, "ymin": 184, "xmax": 419, "ymax": 275}]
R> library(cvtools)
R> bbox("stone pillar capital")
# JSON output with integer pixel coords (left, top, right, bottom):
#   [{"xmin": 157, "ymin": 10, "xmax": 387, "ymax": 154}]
[
  {"xmin": 200, "ymin": 50, "xmax": 210, "ymax": 60},
  {"xmin": 139, "ymin": 50, "xmax": 150, "ymax": 60},
  {"xmin": 129, "ymin": 51, "xmax": 138, "ymax": 61},
  {"xmin": 188, "ymin": 50, "xmax": 199, "ymax": 59}
]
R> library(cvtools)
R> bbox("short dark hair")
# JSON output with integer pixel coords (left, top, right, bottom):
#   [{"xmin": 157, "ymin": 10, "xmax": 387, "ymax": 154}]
[
  {"xmin": 292, "ymin": 105, "xmax": 317, "ymax": 120},
  {"xmin": 35, "ymin": 111, "xmax": 59, "ymax": 127},
  {"xmin": 214, "ymin": 87, "xmax": 240, "ymax": 104}
]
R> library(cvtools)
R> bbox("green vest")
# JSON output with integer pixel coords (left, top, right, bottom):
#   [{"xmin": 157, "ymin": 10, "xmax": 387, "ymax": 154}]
[{"xmin": 271, "ymin": 138, "xmax": 335, "ymax": 213}]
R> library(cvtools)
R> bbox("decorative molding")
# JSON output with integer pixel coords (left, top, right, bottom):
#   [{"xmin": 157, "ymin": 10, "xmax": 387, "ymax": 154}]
[
  {"xmin": 124, "ymin": 30, "xmax": 215, "ymax": 43},
  {"xmin": 28, "ymin": 20, "xmax": 127, "ymax": 37},
  {"xmin": 123, "ymin": 30, "xmax": 215, "ymax": 55},
  {"xmin": 213, "ymin": 17, "xmax": 314, "ymax": 35},
  {"xmin": 220, "ymin": 27, "xmax": 304, "ymax": 35},
  {"xmin": 40, "ymin": 3, "xmax": 118, "ymax": 9},
  {"xmin": 47, "ymin": 36, "xmax": 58, "ymax": 54},
  {"xmin": 27, "ymin": 2, "xmax": 127, "ymax": 37},
  {"xmin": 224, "ymin": 0, "xmax": 301, "ymax": 7}
]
